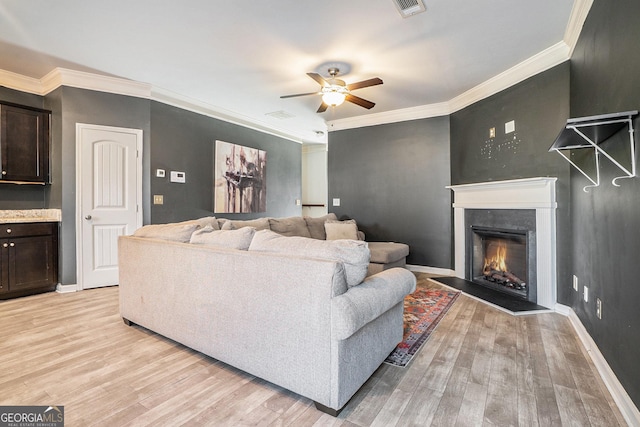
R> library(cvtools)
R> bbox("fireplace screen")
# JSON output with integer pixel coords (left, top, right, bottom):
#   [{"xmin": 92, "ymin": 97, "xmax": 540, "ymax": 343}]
[{"xmin": 470, "ymin": 226, "xmax": 528, "ymax": 299}]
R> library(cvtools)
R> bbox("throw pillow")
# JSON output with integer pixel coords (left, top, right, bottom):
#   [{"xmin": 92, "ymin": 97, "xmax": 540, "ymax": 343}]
[
  {"xmin": 222, "ymin": 217, "xmax": 271, "ymax": 231},
  {"xmin": 304, "ymin": 213, "xmax": 338, "ymax": 240},
  {"xmin": 132, "ymin": 223, "xmax": 200, "ymax": 243},
  {"xmin": 249, "ymin": 230, "xmax": 370, "ymax": 288},
  {"xmin": 189, "ymin": 226, "xmax": 256, "ymax": 250},
  {"xmin": 325, "ymin": 219, "xmax": 359, "ymax": 240},
  {"xmin": 268, "ymin": 217, "xmax": 312, "ymax": 238},
  {"xmin": 179, "ymin": 216, "xmax": 220, "ymax": 230}
]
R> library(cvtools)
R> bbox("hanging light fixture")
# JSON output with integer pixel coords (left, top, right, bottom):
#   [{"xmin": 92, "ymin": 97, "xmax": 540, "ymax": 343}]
[{"xmin": 321, "ymin": 84, "xmax": 348, "ymax": 106}]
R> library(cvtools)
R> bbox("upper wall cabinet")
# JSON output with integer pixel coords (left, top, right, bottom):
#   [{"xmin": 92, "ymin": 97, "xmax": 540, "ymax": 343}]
[{"xmin": 0, "ymin": 103, "xmax": 51, "ymax": 184}]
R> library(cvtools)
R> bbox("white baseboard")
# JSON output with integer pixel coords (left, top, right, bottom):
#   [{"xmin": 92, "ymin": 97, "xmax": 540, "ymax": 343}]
[
  {"xmin": 406, "ymin": 264, "xmax": 455, "ymax": 276},
  {"xmin": 56, "ymin": 283, "xmax": 79, "ymax": 293},
  {"xmin": 555, "ymin": 303, "xmax": 640, "ymax": 426}
]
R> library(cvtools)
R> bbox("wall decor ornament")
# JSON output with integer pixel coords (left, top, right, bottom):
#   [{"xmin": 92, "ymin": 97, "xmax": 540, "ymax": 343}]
[{"xmin": 214, "ymin": 140, "xmax": 266, "ymax": 213}]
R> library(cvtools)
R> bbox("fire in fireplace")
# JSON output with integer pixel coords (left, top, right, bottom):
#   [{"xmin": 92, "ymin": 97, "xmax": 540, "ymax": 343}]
[{"xmin": 471, "ymin": 226, "xmax": 528, "ymax": 299}]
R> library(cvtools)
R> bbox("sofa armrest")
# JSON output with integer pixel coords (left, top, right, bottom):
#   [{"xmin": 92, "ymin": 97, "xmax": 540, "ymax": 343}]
[{"xmin": 331, "ymin": 268, "xmax": 416, "ymax": 340}]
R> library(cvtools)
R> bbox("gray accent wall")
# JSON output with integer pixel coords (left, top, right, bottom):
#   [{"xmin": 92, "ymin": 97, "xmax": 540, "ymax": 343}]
[
  {"xmin": 1, "ymin": 86, "xmax": 301, "ymax": 287},
  {"xmin": 150, "ymin": 102, "xmax": 302, "ymax": 224},
  {"xmin": 328, "ymin": 116, "xmax": 452, "ymax": 268},
  {"xmin": 569, "ymin": 0, "xmax": 640, "ymax": 407}
]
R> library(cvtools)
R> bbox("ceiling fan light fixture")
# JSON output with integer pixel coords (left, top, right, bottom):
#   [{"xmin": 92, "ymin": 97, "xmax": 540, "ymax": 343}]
[{"xmin": 321, "ymin": 85, "xmax": 348, "ymax": 106}]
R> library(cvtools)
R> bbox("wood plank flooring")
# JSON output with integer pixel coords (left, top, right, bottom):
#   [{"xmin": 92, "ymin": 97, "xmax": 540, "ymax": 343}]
[{"xmin": 0, "ymin": 274, "xmax": 627, "ymax": 426}]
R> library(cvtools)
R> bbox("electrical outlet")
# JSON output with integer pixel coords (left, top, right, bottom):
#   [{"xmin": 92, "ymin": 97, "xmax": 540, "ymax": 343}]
[
  {"xmin": 489, "ymin": 127, "xmax": 496, "ymax": 138},
  {"xmin": 583, "ymin": 285, "xmax": 589, "ymax": 303},
  {"xmin": 596, "ymin": 298, "xmax": 602, "ymax": 319},
  {"xmin": 573, "ymin": 275, "xmax": 578, "ymax": 291}
]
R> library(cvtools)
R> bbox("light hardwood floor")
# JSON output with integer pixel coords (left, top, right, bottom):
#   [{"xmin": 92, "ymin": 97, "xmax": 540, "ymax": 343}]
[{"xmin": 0, "ymin": 274, "xmax": 627, "ymax": 426}]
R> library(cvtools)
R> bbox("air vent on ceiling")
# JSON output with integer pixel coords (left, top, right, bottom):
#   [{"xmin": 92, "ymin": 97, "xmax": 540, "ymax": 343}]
[{"xmin": 393, "ymin": 0, "xmax": 426, "ymax": 18}]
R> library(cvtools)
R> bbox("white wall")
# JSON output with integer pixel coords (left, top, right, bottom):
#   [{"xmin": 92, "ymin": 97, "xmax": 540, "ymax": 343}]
[{"xmin": 302, "ymin": 144, "xmax": 328, "ymax": 217}]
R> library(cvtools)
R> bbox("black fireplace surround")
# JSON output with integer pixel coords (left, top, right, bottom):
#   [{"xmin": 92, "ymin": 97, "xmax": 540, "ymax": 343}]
[{"xmin": 465, "ymin": 209, "xmax": 537, "ymax": 303}]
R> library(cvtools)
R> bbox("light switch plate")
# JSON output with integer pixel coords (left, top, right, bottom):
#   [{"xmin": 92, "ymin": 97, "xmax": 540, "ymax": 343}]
[
  {"xmin": 153, "ymin": 195, "xmax": 164, "ymax": 205},
  {"xmin": 156, "ymin": 169, "xmax": 165, "ymax": 178},
  {"xmin": 332, "ymin": 198, "xmax": 340, "ymax": 207}
]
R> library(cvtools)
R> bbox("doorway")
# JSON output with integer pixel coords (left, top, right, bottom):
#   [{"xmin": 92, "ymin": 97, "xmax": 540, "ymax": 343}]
[{"xmin": 76, "ymin": 124, "xmax": 142, "ymax": 289}]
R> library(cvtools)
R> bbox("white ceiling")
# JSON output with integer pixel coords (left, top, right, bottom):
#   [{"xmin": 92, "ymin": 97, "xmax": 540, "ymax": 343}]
[{"xmin": 0, "ymin": 0, "xmax": 578, "ymax": 143}]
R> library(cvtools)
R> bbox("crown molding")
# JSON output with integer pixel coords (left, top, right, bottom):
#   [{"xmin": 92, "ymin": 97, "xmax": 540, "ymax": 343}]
[
  {"xmin": 151, "ymin": 86, "xmax": 312, "ymax": 144},
  {"xmin": 327, "ymin": 41, "xmax": 571, "ymax": 132},
  {"xmin": 448, "ymin": 41, "xmax": 570, "ymax": 114},
  {"xmin": 564, "ymin": 0, "xmax": 594, "ymax": 57},
  {"xmin": 0, "ymin": 69, "xmax": 43, "ymax": 95},
  {"xmin": 40, "ymin": 68, "xmax": 152, "ymax": 98},
  {"xmin": 0, "ymin": 67, "xmax": 313, "ymax": 144},
  {"xmin": 327, "ymin": 102, "xmax": 450, "ymax": 132}
]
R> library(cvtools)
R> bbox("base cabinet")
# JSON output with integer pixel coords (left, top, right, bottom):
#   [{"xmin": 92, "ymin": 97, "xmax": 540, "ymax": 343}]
[{"xmin": 0, "ymin": 222, "xmax": 58, "ymax": 299}]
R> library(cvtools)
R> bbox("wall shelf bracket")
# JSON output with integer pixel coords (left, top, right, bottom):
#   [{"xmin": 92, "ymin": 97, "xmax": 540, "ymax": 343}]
[{"xmin": 549, "ymin": 110, "xmax": 638, "ymax": 192}]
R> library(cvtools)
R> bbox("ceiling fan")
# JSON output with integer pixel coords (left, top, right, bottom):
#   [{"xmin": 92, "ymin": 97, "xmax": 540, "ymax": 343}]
[{"xmin": 280, "ymin": 67, "xmax": 383, "ymax": 113}]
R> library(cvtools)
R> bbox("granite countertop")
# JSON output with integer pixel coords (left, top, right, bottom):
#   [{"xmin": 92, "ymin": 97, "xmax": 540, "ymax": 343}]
[{"xmin": 0, "ymin": 209, "xmax": 62, "ymax": 224}]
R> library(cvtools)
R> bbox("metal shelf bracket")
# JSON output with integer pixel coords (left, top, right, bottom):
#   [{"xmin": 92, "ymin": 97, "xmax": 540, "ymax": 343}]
[{"xmin": 549, "ymin": 111, "xmax": 638, "ymax": 192}]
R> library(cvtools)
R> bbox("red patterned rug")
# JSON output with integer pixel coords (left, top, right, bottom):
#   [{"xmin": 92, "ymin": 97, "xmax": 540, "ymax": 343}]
[{"xmin": 384, "ymin": 287, "xmax": 460, "ymax": 367}]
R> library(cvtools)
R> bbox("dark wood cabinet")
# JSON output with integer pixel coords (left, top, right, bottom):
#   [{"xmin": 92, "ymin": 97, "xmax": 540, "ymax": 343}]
[
  {"xmin": 0, "ymin": 222, "xmax": 58, "ymax": 299},
  {"xmin": 0, "ymin": 103, "xmax": 51, "ymax": 184}
]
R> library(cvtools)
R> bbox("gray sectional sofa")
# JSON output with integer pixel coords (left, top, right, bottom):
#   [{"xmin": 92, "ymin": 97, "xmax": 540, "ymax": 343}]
[{"xmin": 118, "ymin": 215, "xmax": 416, "ymax": 415}]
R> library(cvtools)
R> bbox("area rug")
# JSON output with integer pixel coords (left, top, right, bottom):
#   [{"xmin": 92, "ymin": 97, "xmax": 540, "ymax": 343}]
[{"xmin": 384, "ymin": 287, "xmax": 460, "ymax": 367}]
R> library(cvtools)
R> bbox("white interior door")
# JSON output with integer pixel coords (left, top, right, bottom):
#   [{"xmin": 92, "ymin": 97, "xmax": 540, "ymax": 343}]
[{"xmin": 77, "ymin": 124, "xmax": 142, "ymax": 289}]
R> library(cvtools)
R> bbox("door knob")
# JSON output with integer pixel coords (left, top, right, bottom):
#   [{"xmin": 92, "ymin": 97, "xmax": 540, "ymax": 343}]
[
  {"xmin": 9, "ymin": 242, "xmax": 14, "ymax": 247},
  {"xmin": 2, "ymin": 243, "xmax": 7, "ymax": 248},
  {"xmin": 85, "ymin": 215, "xmax": 92, "ymax": 220}
]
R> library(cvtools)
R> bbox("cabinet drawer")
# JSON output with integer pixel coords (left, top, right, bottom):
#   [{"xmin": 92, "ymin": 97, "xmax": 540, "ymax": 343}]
[{"xmin": 0, "ymin": 222, "xmax": 56, "ymax": 237}]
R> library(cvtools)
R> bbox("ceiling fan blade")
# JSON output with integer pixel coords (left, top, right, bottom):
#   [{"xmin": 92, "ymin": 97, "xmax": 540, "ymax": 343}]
[
  {"xmin": 316, "ymin": 102, "xmax": 329, "ymax": 113},
  {"xmin": 280, "ymin": 91, "xmax": 320, "ymax": 99},
  {"xmin": 307, "ymin": 72, "xmax": 330, "ymax": 87},
  {"xmin": 347, "ymin": 77, "xmax": 383, "ymax": 91},
  {"xmin": 345, "ymin": 94, "xmax": 375, "ymax": 109}
]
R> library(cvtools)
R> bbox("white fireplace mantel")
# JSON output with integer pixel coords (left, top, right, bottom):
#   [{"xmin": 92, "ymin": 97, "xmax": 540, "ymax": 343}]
[{"xmin": 447, "ymin": 177, "xmax": 557, "ymax": 308}]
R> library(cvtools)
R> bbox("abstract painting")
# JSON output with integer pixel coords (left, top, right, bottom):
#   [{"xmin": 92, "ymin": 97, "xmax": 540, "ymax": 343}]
[{"xmin": 214, "ymin": 140, "xmax": 267, "ymax": 213}]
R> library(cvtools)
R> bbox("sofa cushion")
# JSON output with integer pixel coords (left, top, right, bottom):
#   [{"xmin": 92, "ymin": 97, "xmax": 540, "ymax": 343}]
[
  {"xmin": 367, "ymin": 242, "xmax": 410, "ymax": 264},
  {"xmin": 189, "ymin": 226, "xmax": 255, "ymax": 250},
  {"xmin": 268, "ymin": 217, "xmax": 312, "ymax": 238},
  {"xmin": 132, "ymin": 223, "xmax": 200, "ymax": 243},
  {"xmin": 181, "ymin": 216, "xmax": 220, "ymax": 230},
  {"xmin": 220, "ymin": 217, "xmax": 270, "ymax": 231},
  {"xmin": 249, "ymin": 230, "xmax": 369, "ymax": 288},
  {"xmin": 325, "ymin": 219, "xmax": 359, "ymax": 240},
  {"xmin": 304, "ymin": 213, "xmax": 338, "ymax": 240}
]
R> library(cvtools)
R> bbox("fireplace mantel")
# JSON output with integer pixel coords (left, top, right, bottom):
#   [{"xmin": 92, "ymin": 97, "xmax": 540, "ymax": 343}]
[{"xmin": 447, "ymin": 177, "xmax": 557, "ymax": 308}]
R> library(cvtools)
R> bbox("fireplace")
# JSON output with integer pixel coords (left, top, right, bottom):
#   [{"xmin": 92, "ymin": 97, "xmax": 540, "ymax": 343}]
[
  {"xmin": 470, "ymin": 226, "xmax": 529, "ymax": 299},
  {"xmin": 448, "ymin": 178, "xmax": 557, "ymax": 308}
]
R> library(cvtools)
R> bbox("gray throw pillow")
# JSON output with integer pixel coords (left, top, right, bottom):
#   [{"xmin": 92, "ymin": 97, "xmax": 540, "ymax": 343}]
[
  {"xmin": 132, "ymin": 223, "xmax": 200, "ymax": 243},
  {"xmin": 189, "ymin": 226, "xmax": 256, "ymax": 250},
  {"xmin": 223, "ymin": 217, "xmax": 271, "ymax": 231},
  {"xmin": 249, "ymin": 230, "xmax": 370, "ymax": 288},
  {"xmin": 304, "ymin": 213, "xmax": 338, "ymax": 240},
  {"xmin": 180, "ymin": 216, "xmax": 220, "ymax": 230},
  {"xmin": 268, "ymin": 217, "xmax": 312, "ymax": 238}
]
